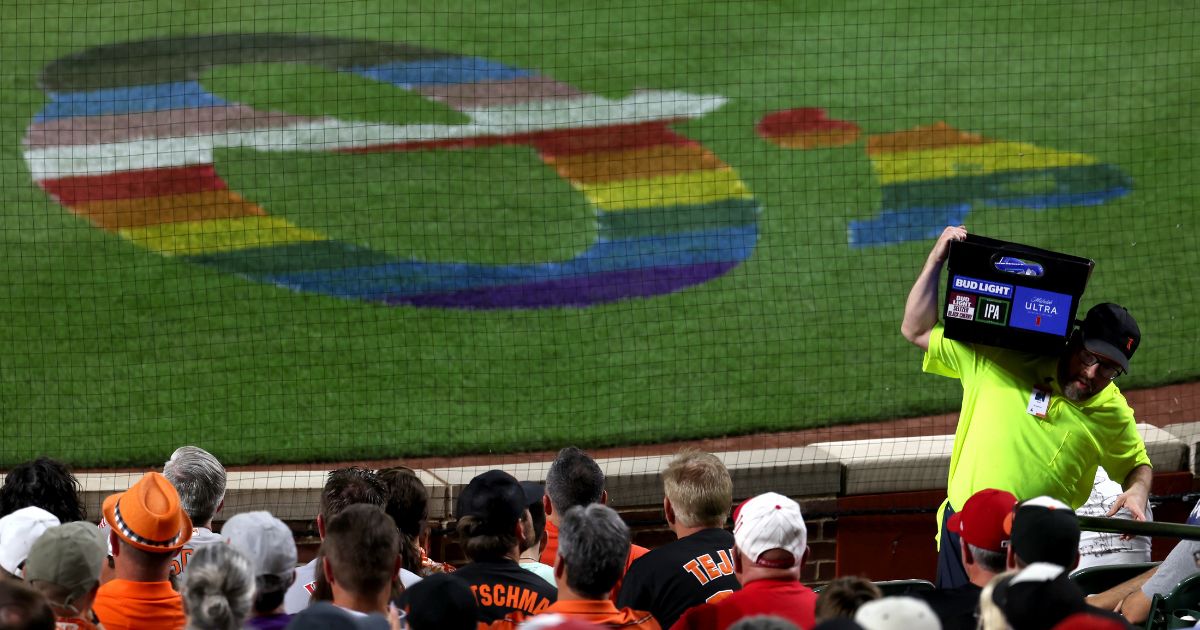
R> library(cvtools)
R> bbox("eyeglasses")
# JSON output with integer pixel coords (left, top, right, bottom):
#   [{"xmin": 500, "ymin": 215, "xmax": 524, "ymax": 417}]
[{"xmin": 1079, "ymin": 349, "xmax": 1123, "ymax": 381}]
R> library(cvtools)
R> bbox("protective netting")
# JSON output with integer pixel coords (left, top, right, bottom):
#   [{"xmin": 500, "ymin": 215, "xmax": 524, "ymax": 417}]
[{"xmin": 3, "ymin": 1, "xmax": 1197, "ymax": 515}]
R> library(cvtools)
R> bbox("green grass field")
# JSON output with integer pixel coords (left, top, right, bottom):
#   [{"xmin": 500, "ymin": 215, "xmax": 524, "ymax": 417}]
[{"xmin": 1, "ymin": 0, "xmax": 1197, "ymax": 467}]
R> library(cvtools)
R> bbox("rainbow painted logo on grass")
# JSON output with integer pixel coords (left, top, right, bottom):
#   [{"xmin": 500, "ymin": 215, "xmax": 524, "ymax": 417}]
[{"xmin": 23, "ymin": 34, "xmax": 758, "ymax": 309}]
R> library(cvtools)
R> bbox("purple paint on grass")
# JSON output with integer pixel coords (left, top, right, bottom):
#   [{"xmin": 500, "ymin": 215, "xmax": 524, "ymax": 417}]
[{"xmin": 386, "ymin": 262, "xmax": 738, "ymax": 309}]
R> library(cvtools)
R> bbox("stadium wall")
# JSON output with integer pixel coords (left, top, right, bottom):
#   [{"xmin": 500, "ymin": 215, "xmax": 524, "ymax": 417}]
[{"xmin": 64, "ymin": 418, "xmax": 1200, "ymax": 584}]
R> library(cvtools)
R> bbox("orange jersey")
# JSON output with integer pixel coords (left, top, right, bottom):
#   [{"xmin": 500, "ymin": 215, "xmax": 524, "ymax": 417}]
[
  {"xmin": 542, "ymin": 521, "xmax": 650, "ymax": 601},
  {"xmin": 492, "ymin": 599, "xmax": 661, "ymax": 630}
]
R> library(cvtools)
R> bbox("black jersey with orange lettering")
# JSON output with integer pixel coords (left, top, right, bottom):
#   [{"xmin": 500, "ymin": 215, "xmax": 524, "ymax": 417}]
[
  {"xmin": 452, "ymin": 559, "xmax": 558, "ymax": 623},
  {"xmin": 616, "ymin": 528, "xmax": 740, "ymax": 628}
]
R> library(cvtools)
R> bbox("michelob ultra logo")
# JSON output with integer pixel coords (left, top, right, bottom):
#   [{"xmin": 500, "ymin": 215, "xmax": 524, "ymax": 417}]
[
  {"xmin": 950, "ymin": 275, "xmax": 1014, "ymax": 299},
  {"xmin": 1010, "ymin": 286, "xmax": 1073, "ymax": 336}
]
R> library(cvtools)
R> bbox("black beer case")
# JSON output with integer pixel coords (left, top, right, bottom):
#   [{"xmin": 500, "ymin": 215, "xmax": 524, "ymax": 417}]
[{"xmin": 943, "ymin": 234, "xmax": 1094, "ymax": 355}]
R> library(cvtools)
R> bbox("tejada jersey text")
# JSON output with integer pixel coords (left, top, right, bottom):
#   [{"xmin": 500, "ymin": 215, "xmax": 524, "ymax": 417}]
[{"xmin": 682, "ymin": 548, "xmax": 735, "ymax": 585}]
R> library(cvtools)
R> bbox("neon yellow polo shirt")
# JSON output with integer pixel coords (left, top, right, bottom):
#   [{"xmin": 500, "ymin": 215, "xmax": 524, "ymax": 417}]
[{"xmin": 924, "ymin": 324, "xmax": 1150, "ymax": 518}]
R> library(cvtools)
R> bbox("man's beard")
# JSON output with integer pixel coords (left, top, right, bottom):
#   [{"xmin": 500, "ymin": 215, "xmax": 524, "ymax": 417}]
[{"xmin": 1062, "ymin": 380, "xmax": 1090, "ymax": 402}]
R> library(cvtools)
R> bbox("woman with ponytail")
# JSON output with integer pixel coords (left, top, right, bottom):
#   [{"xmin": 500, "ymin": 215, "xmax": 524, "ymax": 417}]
[{"xmin": 181, "ymin": 544, "xmax": 255, "ymax": 630}]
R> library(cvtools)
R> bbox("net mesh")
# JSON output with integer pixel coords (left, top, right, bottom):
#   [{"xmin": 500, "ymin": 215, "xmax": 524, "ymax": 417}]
[{"xmin": 4, "ymin": 2, "xmax": 1198, "ymax": 526}]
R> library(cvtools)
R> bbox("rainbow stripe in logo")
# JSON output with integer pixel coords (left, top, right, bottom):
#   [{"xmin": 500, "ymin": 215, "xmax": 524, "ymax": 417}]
[
  {"xmin": 849, "ymin": 122, "xmax": 1132, "ymax": 246},
  {"xmin": 24, "ymin": 35, "xmax": 759, "ymax": 308}
]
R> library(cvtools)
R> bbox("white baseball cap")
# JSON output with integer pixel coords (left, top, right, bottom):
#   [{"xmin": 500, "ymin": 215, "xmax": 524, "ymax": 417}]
[
  {"xmin": 0, "ymin": 506, "xmax": 60, "ymax": 576},
  {"xmin": 221, "ymin": 511, "xmax": 297, "ymax": 579},
  {"xmin": 733, "ymin": 492, "xmax": 806, "ymax": 568},
  {"xmin": 855, "ymin": 596, "xmax": 942, "ymax": 630}
]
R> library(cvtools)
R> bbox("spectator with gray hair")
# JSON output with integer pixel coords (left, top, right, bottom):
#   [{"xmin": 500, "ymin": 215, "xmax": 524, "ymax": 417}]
[
  {"xmin": 495, "ymin": 504, "xmax": 659, "ymax": 630},
  {"xmin": 540, "ymin": 447, "xmax": 649, "ymax": 600},
  {"xmin": 915, "ymin": 488, "xmax": 1015, "ymax": 630},
  {"xmin": 162, "ymin": 446, "xmax": 227, "ymax": 583},
  {"xmin": 181, "ymin": 544, "xmax": 254, "ymax": 630},
  {"xmin": 221, "ymin": 511, "xmax": 297, "ymax": 629},
  {"xmin": 618, "ymin": 449, "xmax": 738, "ymax": 628}
]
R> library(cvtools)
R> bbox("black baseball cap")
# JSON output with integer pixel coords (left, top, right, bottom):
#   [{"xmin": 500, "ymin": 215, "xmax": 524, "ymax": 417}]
[
  {"xmin": 1081, "ymin": 303, "xmax": 1140, "ymax": 373},
  {"xmin": 399, "ymin": 573, "xmax": 478, "ymax": 630},
  {"xmin": 456, "ymin": 470, "xmax": 526, "ymax": 535},
  {"xmin": 1004, "ymin": 496, "xmax": 1080, "ymax": 569},
  {"xmin": 519, "ymin": 481, "xmax": 545, "ymax": 508}
]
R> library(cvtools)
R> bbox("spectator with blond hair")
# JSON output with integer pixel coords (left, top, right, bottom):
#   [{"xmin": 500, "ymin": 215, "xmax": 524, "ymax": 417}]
[
  {"xmin": 672, "ymin": 492, "xmax": 817, "ymax": 630},
  {"xmin": 181, "ymin": 544, "xmax": 255, "ymax": 630},
  {"xmin": 619, "ymin": 450, "xmax": 739, "ymax": 628}
]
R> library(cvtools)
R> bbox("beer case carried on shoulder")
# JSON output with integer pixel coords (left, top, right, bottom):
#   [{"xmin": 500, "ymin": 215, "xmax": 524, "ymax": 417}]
[{"xmin": 943, "ymin": 234, "xmax": 1094, "ymax": 354}]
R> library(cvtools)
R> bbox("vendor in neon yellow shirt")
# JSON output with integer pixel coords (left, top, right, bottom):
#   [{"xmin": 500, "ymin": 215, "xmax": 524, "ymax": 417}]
[{"xmin": 901, "ymin": 226, "xmax": 1151, "ymax": 589}]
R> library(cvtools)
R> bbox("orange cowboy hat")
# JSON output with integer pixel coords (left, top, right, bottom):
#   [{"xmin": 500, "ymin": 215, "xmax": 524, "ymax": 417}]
[{"xmin": 102, "ymin": 472, "xmax": 192, "ymax": 554}]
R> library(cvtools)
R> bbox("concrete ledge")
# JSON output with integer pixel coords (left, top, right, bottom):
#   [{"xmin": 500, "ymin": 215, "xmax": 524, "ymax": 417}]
[
  {"xmin": 1138, "ymin": 424, "xmax": 1188, "ymax": 473},
  {"xmin": 72, "ymin": 426, "xmax": 1185, "ymax": 524},
  {"xmin": 79, "ymin": 470, "xmax": 448, "ymax": 523},
  {"xmin": 1161, "ymin": 422, "xmax": 1200, "ymax": 476},
  {"xmin": 811, "ymin": 436, "xmax": 954, "ymax": 495}
]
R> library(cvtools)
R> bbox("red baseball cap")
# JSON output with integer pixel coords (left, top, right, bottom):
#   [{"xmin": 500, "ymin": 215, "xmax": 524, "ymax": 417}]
[{"xmin": 947, "ymin": 488, "xmax": 1017, "ymax": 553}]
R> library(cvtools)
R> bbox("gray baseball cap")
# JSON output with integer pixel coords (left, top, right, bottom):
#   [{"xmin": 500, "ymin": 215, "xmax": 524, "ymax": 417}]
[
  {"xmin": 23, "ymin": 522, "xmax": 107, "ymax": 607},
  {"xmin": 221, "ymin": 511, "xmax": 297, "ymax": 579}
]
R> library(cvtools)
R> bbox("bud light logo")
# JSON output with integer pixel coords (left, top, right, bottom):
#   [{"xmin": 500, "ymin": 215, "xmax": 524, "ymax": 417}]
[{"xmin": 950, "ymin": 275, "xmax": 1014, "ymax": 299}]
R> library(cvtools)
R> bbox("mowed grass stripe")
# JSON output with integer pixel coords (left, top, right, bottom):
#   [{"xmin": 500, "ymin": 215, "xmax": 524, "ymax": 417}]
[{"xmin": 186, "ymin": 240, "xmax": 397, "ymax": 276}]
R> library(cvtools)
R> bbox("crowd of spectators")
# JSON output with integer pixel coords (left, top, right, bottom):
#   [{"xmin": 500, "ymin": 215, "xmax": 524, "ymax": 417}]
[{"xmin": 3, "ymin": 446, "xmax": 1197, "ymax": 630}]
